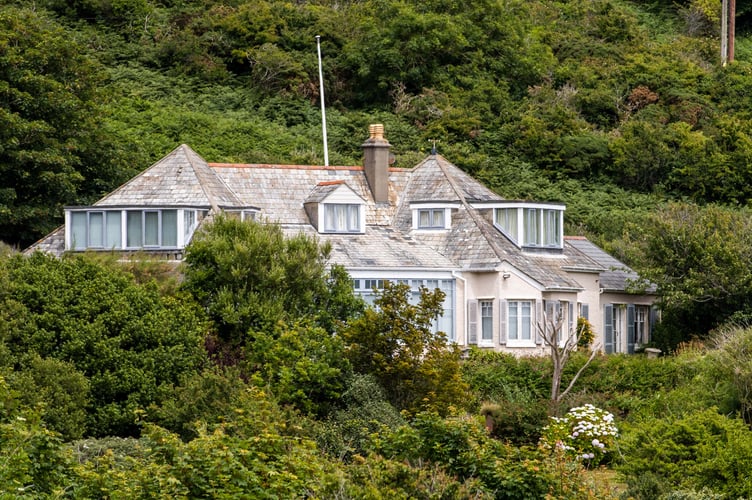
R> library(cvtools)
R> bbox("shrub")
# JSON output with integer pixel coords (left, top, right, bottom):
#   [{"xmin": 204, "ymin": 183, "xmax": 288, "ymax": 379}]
[
  {"xmin": 618, "ymin": 408, "xmax": 752, "ymax": 498},
  {"xmin": 540, "ymin": 404, "xmax": 618, "ymax": 466}
]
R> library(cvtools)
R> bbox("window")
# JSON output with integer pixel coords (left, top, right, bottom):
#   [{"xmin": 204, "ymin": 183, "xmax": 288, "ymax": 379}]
[
  {"xmin": 495, "ymin": 208, "xmax": 518, "ymax": 238},
  {"xmin": 635, "ymin": 306, "xmax": 648, "ymax": 345},
  {"xmin": 353, "ymin": 278, "xmax": 455, "ymax": 341},
  {"xmin": 508, "ymin": 301, "xmax": 533, "ymax": 343},
  {"xmin": 494, "ymin": 206, "xmax": 563, "ymax": 249},
  {"xmin": 417, "ymin": 208, "xmax": 445, "ymax": 229},
  {"xmin": 480, "ymin": 300, "xmax": 493, "ymax": 343},
  {"xmin": 125, "ymin": 209, "xmax": 178, "ymax": 248},
  {"xmin": 70, "ymin": 211, "xmax": 122, "ymax": 250},
  {"xmin": 324, "ymin": 204, "xmax": 361, "ymax": 232}
]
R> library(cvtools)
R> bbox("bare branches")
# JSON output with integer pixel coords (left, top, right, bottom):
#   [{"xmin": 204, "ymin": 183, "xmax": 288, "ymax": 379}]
[{"xmin": 536, "ymin": 308, "xmax": 600, "ymax": 407}]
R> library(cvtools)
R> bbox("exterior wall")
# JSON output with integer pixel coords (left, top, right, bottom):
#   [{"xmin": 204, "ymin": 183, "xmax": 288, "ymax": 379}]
[{"xmin": 599, "ymin": 292, "xmax": 657, "ymax": 354}]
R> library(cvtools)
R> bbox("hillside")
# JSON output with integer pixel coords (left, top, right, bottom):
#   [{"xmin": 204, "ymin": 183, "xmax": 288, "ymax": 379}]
[{"xmin": 5, "ymin": 0, "xmax": 752, "ymax": 338}]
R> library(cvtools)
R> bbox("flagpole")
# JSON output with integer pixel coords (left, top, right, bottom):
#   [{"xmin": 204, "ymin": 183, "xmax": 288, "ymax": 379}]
[{"xmin": 316, "ymin": 35, "xmax": 329, "ymax": 167}]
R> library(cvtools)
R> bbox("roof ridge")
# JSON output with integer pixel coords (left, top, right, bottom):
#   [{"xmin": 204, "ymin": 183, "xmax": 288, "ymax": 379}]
[
  {"xmin": 433, "ymin": 156, "xmax": 502, "ymax": 266},
  {"xmin": 183, "ymin": 145, "xmax": 244, "ymax": 212}
]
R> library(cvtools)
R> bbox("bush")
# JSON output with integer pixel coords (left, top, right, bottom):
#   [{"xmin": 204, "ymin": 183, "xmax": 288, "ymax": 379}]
[
  {"xmin": 540, "ymin": 404, "xmax": 618, "ymax": 467},
  {"xmin": 618, "ymin": 408, "xmax": 752, "ymax": 498}
]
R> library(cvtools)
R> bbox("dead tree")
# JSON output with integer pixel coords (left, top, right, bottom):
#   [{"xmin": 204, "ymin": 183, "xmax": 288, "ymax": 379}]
[{"xmin": 536, "ymin": 309, "xmax": 600, "ymax": 410}]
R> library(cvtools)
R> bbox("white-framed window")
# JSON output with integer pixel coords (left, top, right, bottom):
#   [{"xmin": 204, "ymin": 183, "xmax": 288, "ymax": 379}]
[
  {"xmin": 480, "ymin": 300, "xmax": 494, "ymax": 343},
  {"xmin": 494, "ymin": 205, "xmax": 563, "ymax": 249},
  {"xmin": 68, "ymin": 208, "xmax": 194, "ymax": 251},
  {"xmin": 417, "ymin": 208, "xmax": 446, "ymax": 229},
  {"xmin": 126, "ymin": 209, "xmax": 177, "ymax": 248},
  {"xmin": 70, "ymin": 210, "xmax": 122, "ymax": 250},
  {"xmin": 353, "ymin": 277, "xmax": 455, "ymax": 341},
  {"xmin": 507, "ymin": 300, "xmax": 533, "ymax": 344},
  {"xmin": 324, "ymin": 204, "xmax": 361, "ymax": 233}
]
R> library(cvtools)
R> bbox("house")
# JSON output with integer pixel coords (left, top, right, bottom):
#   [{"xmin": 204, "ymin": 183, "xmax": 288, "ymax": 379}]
[{"xmin": 27, "ymin": 124, "xmax": 657, "ymax": 355}]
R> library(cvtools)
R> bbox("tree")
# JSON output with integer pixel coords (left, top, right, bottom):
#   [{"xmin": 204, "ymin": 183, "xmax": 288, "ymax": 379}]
[
  {"xmin": 0, "ymin": 252, "xmax": 207, "ymax": 437},
  {"xmin": 622, "ymin": 202, "xmax": 752, "ymax": 346},
  {"xmin": 181, "ymin": 215, "xmax": 363, "ymax": 361},
  {"xmin": 536, "ymin": 309, "xmax": 599, "ymax": 409},
  {"xmin": 341, "ymin": 281, "xmax": 467, "ymax": 415},
  {"xmin": 0, "ymin": 6, "xmax": 130, "ymax": 246}
]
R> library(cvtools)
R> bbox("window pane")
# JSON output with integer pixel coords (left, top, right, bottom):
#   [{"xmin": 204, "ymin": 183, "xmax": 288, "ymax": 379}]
[
  {"xmin": 325, "ymin": 204, "xmax": 360, "ymax": 232},
  {"xmin": 508, "ymin": 301, "xmax": 519, "ymax": 340},
  {"xmin": 127, "ymin": 211, "xmax": 142, "ymax": 247},
  {"xmin": 105, "ymin": 211, "xmax": 121, "ymax": 248},
  {"xmin": 543, "ymin": 209, "xmax": 560, "ymax": 247},
  {"xmin": 481, "ymin": 300, "xmax": 493, "ymax": 341},
  {"xmin": 524, "ymin": 209, "xmax": 539, "ymax": 246},
  {"xmin": 432, "ymin": 209, "xmax": 444, "ymax": 227},
  {"xmin": 184, "ymin": 210, "xmax": 196, "ymax": 241},
  {"xmin": 521, "ymin": 301, "xmax": 531, "ymax": 340},
  {"xmin": 419, "ymin": 210, "xmax": 430, "ymax": 227},
  {"xmin": 88, "ymin": 212, "xmax": 103, "ymax": 247},
  {"xmin": 347, "ymin": 205, "xmax": 359, "ymax": 231},
  {"xmin": 144, "ymin": 212, "xmax": 159, "ymax": 246},
  {"xmin": 71, "ymin": 212, "xmax": 87, "ymax": 250},
  {"xmin": 162, "ymin": 210, "xmax": 177, "ymax": 247}
]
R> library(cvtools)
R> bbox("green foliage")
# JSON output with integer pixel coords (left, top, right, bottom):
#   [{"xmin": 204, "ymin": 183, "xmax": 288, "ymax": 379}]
[
  {"xmin": 707, "ymin": 324, "xmax": 752, "ymax": 425},
  {"xmin": 0, "ymin": 5, "xmax": 131, "ymax": 246},
  {"xmin": 621, "ymin": 203, "xmax": 752, "ymax": 344},
  {"xmin": 244, "ymin": 320, "xmax": 352, "ymax": 417},
  {"xmin": 7, "ymin": 355, "xmax": 90, "ymax": 441},
  {"xmin": 314, "ymin": 373, "xmax": 404, "ymax": 460},
  {"xmin": 342, "ymin": 281, "xmax": 467, "ymax": 415},
  {"xmin": 0, "ymin": 376, "xmax": 74, "ymax": 497},
  {"xmin": 373, "ymin": 411, "xmax": 603, "ymax": 499},
  {"xmin": 0, "ymin": 252, "xmax": 207, "ymax": 437},
  {"xmin": 618, "ymin": 408, "xmax": 752, "ymax": 498},
  {"xmin": 577, "ymin": 316, "xmax": 595, "ymax": 348},
  {"xmin": 182, "ymin": 216, "xmax": 362, "ymax": 358}
]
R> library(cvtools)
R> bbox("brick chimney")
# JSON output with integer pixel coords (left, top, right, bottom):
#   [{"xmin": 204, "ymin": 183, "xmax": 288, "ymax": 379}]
[{"xmin": 362, "ymin": 124, "xmax": 390, "ymax": 203}]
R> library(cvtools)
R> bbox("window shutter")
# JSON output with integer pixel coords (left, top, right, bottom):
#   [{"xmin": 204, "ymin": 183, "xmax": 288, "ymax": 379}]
[
  {"xmin": 649, "ymin": 306, "xmax": 659, "ymax": 344},
  {"xmin": 627, "ymin": 304, "xmax": 636, "ymax": 354},
  {"xmin": 604, "ymin": 304, "xmax": 614, "ymax": 354},
  {"xmin": 467, "ymin": 300, "xmax": 478, "ymax": 345},
  {"xmin": 499, "ymin": 299, "xmax": 507, "ymax": 345},
  {"xmin": 535, "ymin": 299, "xmax": 543, "ymax": 345},
  {"xmin": 580, "ymin": 303, "xmax": 589, "ymax": 321}
]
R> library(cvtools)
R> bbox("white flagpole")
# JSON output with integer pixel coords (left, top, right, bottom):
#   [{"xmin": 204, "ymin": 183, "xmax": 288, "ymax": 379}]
[{"xmin": 316, "ymin": 35, "xmax": 329, "ymax": 167}]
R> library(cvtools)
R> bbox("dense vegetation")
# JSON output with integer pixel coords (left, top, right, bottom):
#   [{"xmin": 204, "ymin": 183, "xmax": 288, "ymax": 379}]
[
  {"xmin": 6, "ymin": 0, "xmax": 752, "ymax": 496},
  {"xmin": 4, "ymin": 219, "xmax": 752, "ymax": 498},
  {"xmin": 5, "ymin": 0, "xmax": 752, "ymax": 341}
]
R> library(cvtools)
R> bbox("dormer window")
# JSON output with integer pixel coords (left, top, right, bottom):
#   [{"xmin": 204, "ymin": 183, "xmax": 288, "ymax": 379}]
[
  {"xmin": 418, "ymin": 208, "xmax": 445, "ymax": 229},
  {"xmin": 304, "ymin": 181, "xmax": 366, "ymax": 234},
  {"xmin": 66, "ymin": 207, "xmax": 207, "ymax": 251},
  {"xmin": 324, "ymin": 204, "xmax": 362, "ymax": 233},
  {"xmin": 410, "ymin": 203, "xmax": 456, "ymax": 230},
  {"xmin": 494, "ymin": 203, "xmax": 564, "ymax": 249}
]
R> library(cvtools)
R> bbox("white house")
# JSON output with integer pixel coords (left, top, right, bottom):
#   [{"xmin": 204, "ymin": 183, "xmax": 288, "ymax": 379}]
[{"xmin": 27, "ymin": 124, "xmax": 657, "ymax": 354}]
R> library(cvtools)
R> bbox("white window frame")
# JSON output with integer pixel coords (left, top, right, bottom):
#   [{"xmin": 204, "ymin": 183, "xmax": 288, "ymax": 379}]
[
  {"xmin": 323, "ymin": 203, "xmax": 362, "ymax": 233},
  {"xmin": 492, "ymin": 203, "xmax": 564, "ymax": 249},
  {"xmin": 415, "ymin": 208, "xmax": 449, "ymax": 230},
  {"xmin": 67, "ymin": 208, "xmax": 196, "ymax": 251},
  {"xmin": 479, "ymin": 299, "xmax": 494, "ymax": 345},
  {"xmin": 506, "ymin": 300, "xmax": 535, "ymax": 347}
]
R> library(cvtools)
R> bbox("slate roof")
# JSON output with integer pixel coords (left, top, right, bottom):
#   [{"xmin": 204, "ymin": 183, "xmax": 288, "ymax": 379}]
[
  {"xmin": 26, "ymin": 146, "xmax": 642, "ymax": 294},
  {"xmin": 565, "ymin": 236, "xmax": 656, "ymax": 293},
  {"xmin": 94, "ymin": 144, "xmax": 247, "ymax": 210}
]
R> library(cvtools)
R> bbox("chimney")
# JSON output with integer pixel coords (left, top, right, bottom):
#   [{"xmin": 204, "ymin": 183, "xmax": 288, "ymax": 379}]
[{"xmin": 362, "ymin": 124, "xmax": 390, "ymax": 203}]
